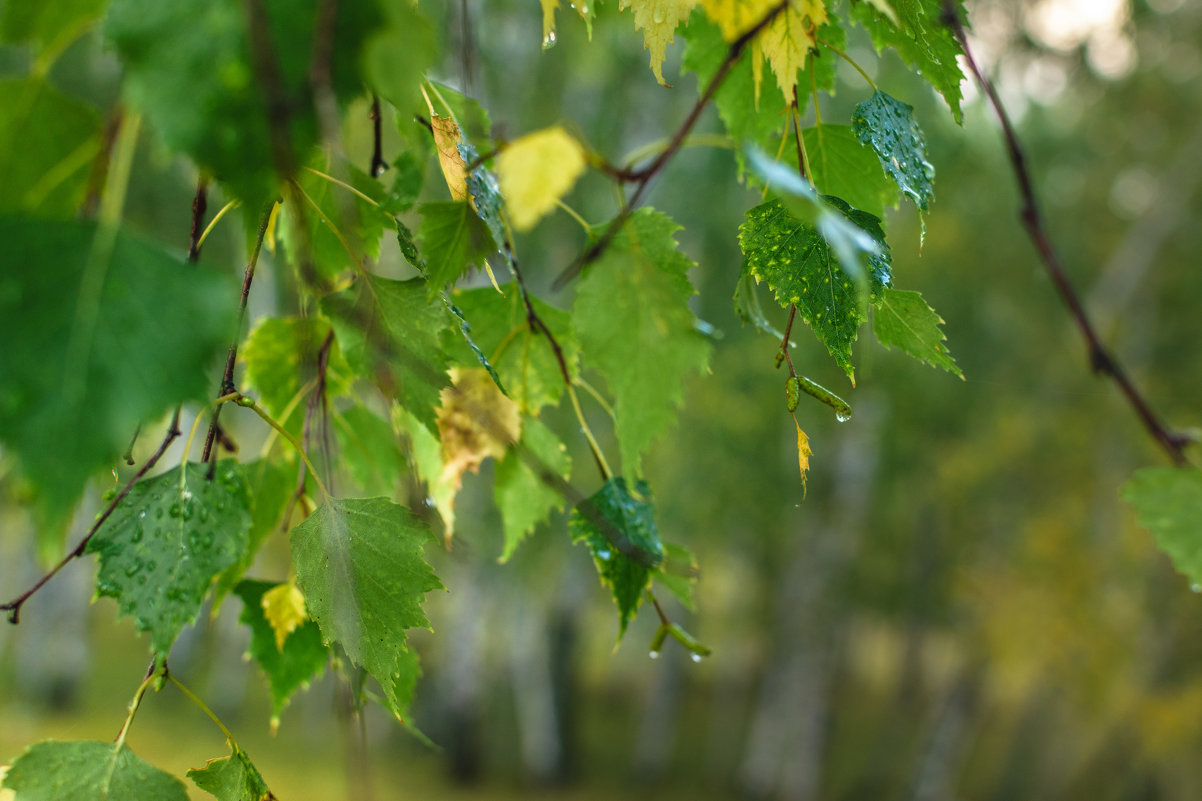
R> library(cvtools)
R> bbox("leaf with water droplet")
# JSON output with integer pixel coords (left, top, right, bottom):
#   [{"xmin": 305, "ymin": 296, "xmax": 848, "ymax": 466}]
[
  {"xmin": 86, "ymin": 462, "xmax": 251, "ymax": 655},
  {"xmin": 570, "ymin": 477, "xmax": 665, "ymax": 640},
  {"xmin": 852, "ymin": 90, "xmax": 935, "ymax": 212},
  {"xmin": 1122, "ymin": 467, "xmax": 1202, "ymax": 588},
  {"xmin": 290, "ymin": 498, "xmax": 442, "ymax": 722},
  {"xmin": 619, "ymin": 0, "xmax": 694, "ymax": 86},
  {"xmin": 2, "ymin": 740, "xmax": 188, "ymax": 801},
  {"xmin": 187, "ymin": 741, "xmax": 276, "ymax": 801},
  {"xmin": 234, "ymin": 580, "xmax": 327, "ymax": 731},
  {"xmin": 739, "ymin": 197, "xmax": 891, "ymax": 383}
]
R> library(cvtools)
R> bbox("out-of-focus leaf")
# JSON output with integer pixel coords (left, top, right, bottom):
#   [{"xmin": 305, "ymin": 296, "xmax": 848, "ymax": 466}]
[{"xmin": 2, "ymin": 741, "xmax": 187, "ymax": 801}]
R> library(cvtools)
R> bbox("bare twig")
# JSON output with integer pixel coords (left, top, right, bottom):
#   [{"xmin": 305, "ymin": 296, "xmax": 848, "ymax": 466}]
[
  {"xmin": 369, "ymin": 96, "xmax": 387, "ymax": 178},
  {"xmin": 2, "ymin": 412, "xmax": 182, "ymax": 624},
  {"xmin": 940, "ymin": 2, "xmax": 1190, "ymax": 465},
  {"xmin": 185, "ymin": 179, "xmax": 209, "ymax": 262},
  {"xmin": 551, "ymin": 0, "xmax": 791, "ymax": 290}
]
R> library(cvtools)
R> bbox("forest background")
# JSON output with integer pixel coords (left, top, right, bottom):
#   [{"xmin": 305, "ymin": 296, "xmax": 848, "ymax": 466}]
[{"xmin": 2, "ymin": 0, "xmax": 1202, "ymax": 799}]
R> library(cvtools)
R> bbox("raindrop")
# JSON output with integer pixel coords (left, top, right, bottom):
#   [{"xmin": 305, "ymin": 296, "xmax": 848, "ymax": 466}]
[
  {"xmin": 130, "ymin": 525, "xmax": 143, "ymax": 544},
  {"xmin": 136, "ymin": 575, "xmax": 147, "ymax": 585},
  {"xmin": 124, "ymin": 561, "xmax": 142, "ymax": 577},
  {"xmin": 690, "ymin": 653, "xmax": 705, "ymax": 663},
  {"xmin": 835, "ymin": 409, "xmax": 852, "ymax": 423},
  {"xmin": 597, "ymin": 549, "xmax": 612, "ymax": 561},
  {"xmin": 652, "ymin": 5, "xmax": 665, "ymax": 23},
  {"xmin": 146, "ymin": 561, "xmax": 156, "ymax": 571},
  {"xmin": 649, "ymin": 650, "xmax": 661, "ymax": 660},
  {"xmin": 542, "ymin": 30, "xmax": 557, "ymax": 50},
  {"xmin": 169, "ymin": 503, "xmax": 181, "ymax": 518},
  {"xmin": 199, "ymin": 507, "xmax": 209, "ymax": 523},
  {"xmin": 155, "ymin": 507, "xmax": 165, "ymax": 520},
  {"xmin": 139, "ymin": 510, "xmax": 146, "ymax": 520},
  {"xmin": 1192, "ymin": 583, "xmax": 1201, "ymax": 594}
]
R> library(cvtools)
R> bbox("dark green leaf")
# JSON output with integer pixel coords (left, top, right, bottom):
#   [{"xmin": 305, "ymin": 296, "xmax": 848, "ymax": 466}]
[
  {"xmin": 213, "ymin": 458, "xmax": 297, "ymax": 608},
  {"xmin": 188, "ymin": 743, "xmax": 276, "ymax": 801},
  {"xmin": 739, "ymin": 197, "xmax": 891, "ymax": 381},
  {"xmin": 234, "ymin": 580, "xmax": 328, "ymax": 728},
  {"xmin": 570, "ymin": 478, "xmax": 664, "ymax": 639},
  {"xmin": 0, "ymin": 78, "xmax": 102, "ymax": 217},
  {"xmin": 0, "ymin": 218, "xmax": 235, "ymax": 549},
  {"xmin": 1122, "ymin": 468, "xmax": 1202, "ymax": 588},
  {"xmin": 322, "ymin": 276, "xmax": 453, "ymax": 434},
  {"xmin": 574, "ymin": 209, "xmax": 710, "ymax": 477},
  {"xmin": 3, "ymin": 741, "xmax": 187, "ymax": 801},
  {"xmin": 445, "ymin": 299, "xmax": 505, "ymax": 392},
  {"xmin": 417, "ymin": 200, "xmax": 497, "ymax": 293},
  {"xmin": 495, "ymin": 417, "xmax": 572, "ymax": 562},
  {"xmin": 290, "ymin": 498, "xmax": 443, "ymax": 718},
  {"xmin": 0, "ymin": 0, "xmax": 105, "ymax": 55},
  {"xmin": 87, "ymin": 462, "xmax": 251, "ymax": 655},
  {"xmin": 852, "ymin": 90, "xmax": 935, "ymax": 212},
  {"xmin": 447, "ymin": 285, "xmax": 579, "ymax": 414},
  {"xmin": 803, "ymin": 124, "xmax": 896, "ymax": 219},
  {"xmin": 873, "ymin": 288, "xmax": 961, "ymax": 376}
]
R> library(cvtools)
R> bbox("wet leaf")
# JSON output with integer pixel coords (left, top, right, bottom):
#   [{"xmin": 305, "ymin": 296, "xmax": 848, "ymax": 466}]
[{"xmin": 3, "ymin": 741, "xmax": 187, "ymax": 801}]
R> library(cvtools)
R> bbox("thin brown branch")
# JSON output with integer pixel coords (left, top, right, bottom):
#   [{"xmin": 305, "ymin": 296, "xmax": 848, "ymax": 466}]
[
  {"xmin": 369, "ymin": 96, "xmax": 387, "ymax": 178},
  {"xmin": 940, "ymin": 2, "xmax": 1190, "ymax": 465},
  {"xmin": 186, "ymin": 179, "xmax": 209, "ymax": 262},
  {"xmin": 551, "ymin": 0, "xmax": 790, "ymax": 290},
  {"xmin": 202, "ymin": 201, "xmax": 276, "ymax": 465},
  {"xmin": 2, "ymin": 412, "xmax": 182, "ymax": 624}
]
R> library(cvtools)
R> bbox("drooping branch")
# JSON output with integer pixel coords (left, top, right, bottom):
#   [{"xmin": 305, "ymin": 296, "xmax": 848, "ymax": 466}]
[
  {"xmin": 940, "ymin": 1, "xmax": 1191, "ymax": 466},
  {"xmin": 1, "ymin": 412, "xmax": 182, "ymax": 624},
  {"xmin": 551, "ymin": 0, "xmax": 791, "ymax": 290}
]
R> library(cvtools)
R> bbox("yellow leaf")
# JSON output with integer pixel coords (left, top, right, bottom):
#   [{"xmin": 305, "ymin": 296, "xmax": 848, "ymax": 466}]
[
  {"xmin": 436, "ymin": 368, "xmax": 522, "ymax": 543},
  {"xmin": 758, "ymin": 2, "xmax": 826, "ymax": 103},
  {"xmin": 700, "ymin": 0, "xmax": 826, "ymax": 104},
  {"xmin": 541, "ymin": 0, "xmax": 559, "ymax": 44},
  {"xmin": 620, "ymin": 0, "xmax": 699, "ymax": 86},
  {"xmin": 262, "ymin": 582, "xmax": 307, "ymax": 651},
  {"xmin": 0, "ymin": 766, "xmax": 14, "ymax": 801},
  {"xmin": 430, "ymin": 113, "xmax": 468, "ymax": 202},
  {"xmin": 496, "ymin": 126, "xmax": 587, "ymax": 232},
  {"xmin": 793, "ymin": 414, "xmax": 811, "ymax": 496}
]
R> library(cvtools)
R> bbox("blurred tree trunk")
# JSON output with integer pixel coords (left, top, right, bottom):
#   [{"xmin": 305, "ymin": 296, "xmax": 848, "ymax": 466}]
[{"xmin": 738, "ymin": 400, "xmax": 883, "ymax": 800}]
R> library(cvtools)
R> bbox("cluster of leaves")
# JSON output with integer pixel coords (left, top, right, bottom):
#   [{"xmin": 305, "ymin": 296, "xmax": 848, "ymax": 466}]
[{"xmin": 3, "ymin": 0, "xmax": 1198, "ymax": 797}]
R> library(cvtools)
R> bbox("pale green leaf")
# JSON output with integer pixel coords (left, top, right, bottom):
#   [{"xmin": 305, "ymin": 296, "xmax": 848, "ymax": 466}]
[
  {"xmin": 3, "ymin": 741, "xmax": 187, "ymax": 801},
  {"xmin": 873, "ymin": 288, "xmax": 961, "ymax": 376},
  {"xmin": 417, "ymin": 200, "xmax": 497, "ymax": 293},
  {"xmin": 495, "ymin": 417, "xmax": 572, "ymax": 562},
  {"xmin": 187, "ymin": 744, "xmax": 275, "ymax": 801},
  {"xmin": 803, "ymin": 124, "xmax": 896, "ymax": 219},
  {"xmin": 1122, "ymin": 468, "xmax": 1202, "ymax": 587},
  {"xmin": 240, "ymin": 316, "xmax": 352, "ymax": 429},
  {"xmin": 573, "ymin": 209, "xmax": 710, "ymax": 477}
]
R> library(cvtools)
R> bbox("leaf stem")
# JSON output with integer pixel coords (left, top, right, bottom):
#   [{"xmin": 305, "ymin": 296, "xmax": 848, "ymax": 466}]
[
  {"xmin": 303, "ymin": 166, "xmax": 382, "ymax": 208},
  {"xmin": 195, "ymin": 199, "xmax": 240, "ymax": 252},
  {"xmin": 115, "ymin": 659, "xmax": 161, "ymax": 748},
  {"xmin": 169, "ymin": 674, "xmax": 238, "ymax": 745},
  {"xmin": 369, "ymin": 95, "xmax": 387, "ymax": 178},
  {"xmin": 568, "ymin": 383, "xmax": 613, "ymax": 481},
  {"xmin": 575, "ymin": 377, "xmax": 616, "ymax": 422},
  {"xmin": 186, "ymin": 179, "xmax": 209, "ymax": 262},
  {"xmin": 239, "ymin": 396, "xmax": 333, "ymax": 500},
  {"xmin": 817, "ymin": 36, "xmax": 877, "ymax": 90},
  {"xmin": 554, "ymin": 199, "xmax": 592, "ymax": 234}
]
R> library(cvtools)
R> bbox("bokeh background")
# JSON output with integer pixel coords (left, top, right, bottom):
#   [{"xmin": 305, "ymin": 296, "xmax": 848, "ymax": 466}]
[{"xmin": 3, "ymin": 0, "xmax": 1202, "ymax": 799}]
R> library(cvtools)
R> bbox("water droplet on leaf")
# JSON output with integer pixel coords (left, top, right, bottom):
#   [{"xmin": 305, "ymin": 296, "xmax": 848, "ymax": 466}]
[
  {"xmin": 835, "ymin": 409, "xmax": 852, "ymax": 423},
  {"xmin": 542, "ymin": 30, "xmax": 557, "ymax": 49},
  {"xmin": 690, "ymin": 652, "xmax": 705, "ymax": 663},
  {"xmin": 649, "ymin": 650, "xmax": 660, "ymax": 660}
]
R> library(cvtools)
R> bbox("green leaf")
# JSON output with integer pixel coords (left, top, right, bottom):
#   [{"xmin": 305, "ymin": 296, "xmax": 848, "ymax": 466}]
[
  {"xmin": 849, "ymin": 0, "xmax": 966, "ymax": 123},
  {"xmin": 447, "ymin": 285, "xmax": 579, "ymax": 414},
  {"xmin": 0, "ymin": 218, "xmax": 235, "ymax": 550},
  {"xmin": 3, "ymin": 741, "xmax": 188, "ymax": 801},
  {"xmin": 574, "ymin": 209, "xmax": 710, "ymax": 478},
  {"xmin": 1122, "ymin": 468, "xmax": 1202, "ymax": 588},
  {"xmin": 234, "ymin": 580, "xmax": 328, "ymax": 728},
  {"xmin": 0, "ymin": 0, "xmax": 105, "ymax": 57},
  {"xmin": 655, "ymin": 542, "xmax": 699, "ymax": 612},
  {"xmin": 873, "ymin": 288, "xmax": 962, "ymax": 377},
  {"xmin": 213, "ymin": 458, "xmax": 297, "ymax": 608},
  {"xmin": 333, "ymin": 404, "xmax": 406, "ymax": 497},
  {"xmin": 322, "ymin": 276, "xmax": 453, "ymax": 434},
  {"xmin": 803, "ymin": 124, "xmax": 896, "ymax": 219},
  {"xmin": 739, "ymin": 197, "xmax": 892, "ymax": 381},
  {"xmin": 445, "ymin": 298, "xmax": 505, "ymax": 392},
  {"xmin": 188, "ymin": 744, "xmax": 276, "ymax": 801},
  {"xmin": 290, "ymin": 498, "xmax": 443, "ymax": 718},
  {"xmin": 240, "ymin": 316, "xmax": 352, "ymax": 428},
  {"xmin": 278, "ymin": 152, "xmax": 396, "ymax": 283},
  {"xmin": 0, "ymin": 78, "xmax": 102, "ymax": 217},
  {"xmin": 417, "ymin": 201, "xmax": 497, "ymax": 294},
  {"xmin": 86, "ymin": 462, "xmax": 251, "ymax": 655},
  {"xmin": 681, "ymin": 14, "xmax": 785, "ymax": 177},
  {"xmin": 105, "ymin": 0, "xmax": 384, "ymax": 208},
  {"xmin": 494, "ymin": 417, "xmax": 572, "ymax": 562},
  {"xmin": 570, "ymin": 478, "xmax": 665, "ymax": 639},
  {"xmin": 852, "ymin": 90, "xmax": 935, "ymax": 212},
  {"xmin": 733, "ymin": 271, "xmax": 787, "ymax": 339}
]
